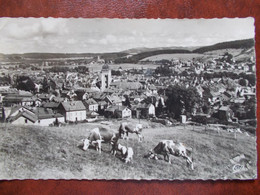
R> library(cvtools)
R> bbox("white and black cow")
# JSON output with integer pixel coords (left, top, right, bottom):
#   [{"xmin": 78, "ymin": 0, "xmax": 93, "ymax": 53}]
[
  {"xmin": 111, "ymin": 141, "xmax": 127, "ymax": 156},
  {"xmin": 118, "ymin": 122, "xmax": 144, "ymax": 142},
  {"xmin": 111, "ymin": 141, "xmax": 134, "ymax": 163},
  {"xmin": 82, "ymin": 127, "xmax": 119, "ymax": 153},
  {"xmin": 146, "ymin": 140, "xmax": 194, "ymax": 170}
]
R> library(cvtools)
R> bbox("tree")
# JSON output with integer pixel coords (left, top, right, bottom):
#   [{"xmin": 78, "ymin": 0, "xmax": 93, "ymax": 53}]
[
  {"xmin": 123, "ymin": 95, "xmax": 131, "ymax": 108},
  {"xmin": 238, "ymin": 78, "xmax": 248, "ymax": 86},
  {"xmin": 165, "ymin": 85, "xmax": 201, "ymax": 118}
]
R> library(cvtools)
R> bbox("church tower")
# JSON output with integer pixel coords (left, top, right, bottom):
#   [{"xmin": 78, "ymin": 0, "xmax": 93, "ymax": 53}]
[{"xmin": 100, "ymin": 64, "xmax": 111, "ymax": 91}]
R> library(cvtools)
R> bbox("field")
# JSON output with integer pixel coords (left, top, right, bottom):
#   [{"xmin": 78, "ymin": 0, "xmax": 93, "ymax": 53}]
[
  {"xmin": 0, "ymin": 119, "xmax": 257, "ymax": 180},
  {"xmin": 140, "ymin": 48, "xmax": 254, "ymax": 63},
  {"xmin": 86, "ymin": 63, "xmax": 160, "ymax": 72},
  {"xmin": 141, "ymin": 53, "xmax": 207, "ymax": 62}
]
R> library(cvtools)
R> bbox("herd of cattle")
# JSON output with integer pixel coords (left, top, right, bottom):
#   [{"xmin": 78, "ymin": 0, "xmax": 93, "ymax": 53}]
[{"xmin": 80, "ymin": 122, "xmax": 194, "ymax": 170}]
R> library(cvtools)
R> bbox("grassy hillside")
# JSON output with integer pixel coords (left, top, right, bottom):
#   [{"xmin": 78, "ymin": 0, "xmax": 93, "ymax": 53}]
[
  {"xmin": 114, "ymin": 49, "xmax": 191, "ymax": 64},
  {"xmin": 0, "ymin": 119, "xmax": 257, "ymax": 180},
  {"xmin": 193, "ymin": 39, "xmax": 254, "ymax": 54},
  {"xmin": 141, "ymin": 53, "xmax": 206, "ymax": 62}
]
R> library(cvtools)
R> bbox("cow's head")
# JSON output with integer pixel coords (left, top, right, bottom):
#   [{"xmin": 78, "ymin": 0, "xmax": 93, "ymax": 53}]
[
  {"xmin": 92, "ymin": 139, "xmax": 104, "ymax": 153},
  {"xmin": 145, "ymin": 150, "xmax": 158, "ymax": 160},
  {"xmin": 83, "ymin": 139, "xmax": 90, "ymax": 151}
]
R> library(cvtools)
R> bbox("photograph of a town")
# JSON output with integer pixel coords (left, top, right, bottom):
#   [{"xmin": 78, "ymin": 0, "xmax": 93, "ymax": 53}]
[{"xmin": 0, "ymin": 18, "xmax": 257, "ymax": 180}]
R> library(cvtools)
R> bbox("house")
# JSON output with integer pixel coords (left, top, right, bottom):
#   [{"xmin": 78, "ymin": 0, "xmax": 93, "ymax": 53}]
[
  {"xmin": 97, "ymin": 100, "xmax": 108, "ymax": 113},
  {"xmin": 6, "ymin": 106, "xmax": 65, "ymax": 126},
  {"xmin": 104, "ymin": 106, "xmax": 117, "ymax": 118},
  {"xmin": 59, "ymin": 101, "xmax": 86, "ymax": 122},
  {"xmin": 42, "ymin": 102, "xmax": 60, "ymax": 113},
  {"xmin": 83, "ymin": 98, "xmax": 98, "ymax": 111},
  {"xmin": 217, "ymin": 106, "xmax": 233, "ymax": 122},
  {"xmin": 132, "ymin": 103, "xmax": 155, "ymax": 119},
  {"xmin": 7, "ymin": 107, "xmax": 37, "ymax": 125},
  {"xmin": 35, "ymin": 108, "xmax": 65, "ymax": 126},
  {"xmin": 104, "ymin": 105, "xmax": 132, "ymax": 118},
  {"xmin": 105, "ymin": 95, "xmax": 123, "ymax": 106},
  {"xmin": 115, "ymin": 106, "xmax": 132, "ymax": 118}
]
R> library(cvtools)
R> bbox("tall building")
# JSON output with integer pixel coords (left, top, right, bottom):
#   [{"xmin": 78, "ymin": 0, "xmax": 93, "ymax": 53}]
[{"xmin": 100, "ymin": 64, "xmax": 111, "ymax": 91}]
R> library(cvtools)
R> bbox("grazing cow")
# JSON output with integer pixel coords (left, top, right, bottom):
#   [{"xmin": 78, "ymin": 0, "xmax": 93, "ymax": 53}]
[
  {"xmin": 111, "ymin": 141, "xmax": 134, "ymax": 163},
  {"xmin": 146, "ymin": 140, "xmax": 194, "ymax": 170},
  {"xmin": 118, "ymin": 122, "xmax": 144, "ymax": 141},
  {"xmin": 111, "ymin": 141, "xmax": 127, "ymax": 156},
  {"xmin": 82, "ymin": 127, "xmax": 119, "ymax": 153}
]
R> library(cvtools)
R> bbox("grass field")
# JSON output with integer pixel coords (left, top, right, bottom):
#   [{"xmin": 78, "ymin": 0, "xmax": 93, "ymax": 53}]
[
  {"xmin": 0, "ymin": 119, "xmax": 257, "ymax": 180},
  {"xmin": 141, "ymin": 53, "xmax": 207, "ymax": 62},
  {"xmin": 140, "ymin": 48, "xmax": 254, "ymax": 63}
]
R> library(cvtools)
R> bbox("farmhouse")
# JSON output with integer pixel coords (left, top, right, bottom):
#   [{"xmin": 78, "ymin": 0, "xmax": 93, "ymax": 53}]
[
  {"xmin": 83, "ymin": 98, "xmax": 98, "ymax": 111},
  {"xmin": 36, "ymin": 108, "xmax": 65, "ymax": 126},
  {"xmin": 132, "ymin": 103, "xmax": 155, "ymax": 118},
  {"xmin": 217, "ymin": 106, "xmax": 233, "ymax": 122},
  {"xmin": 115, "ymin": 106, "xmax": 132, "ymax": 118},
  {"xmin": 59, "ymin": 101, "xmax": 86, "ymax": 122},
  {"xmin": 105, "ymin": 95, "xmax": 123, "ymax": 106},
  {"xmin": 104, "ymin": 105, "xmax": 132, "ymax": 118},
  {"xmin": 7, "ymin": 108, "xmax": 37, "ymax": 125}
]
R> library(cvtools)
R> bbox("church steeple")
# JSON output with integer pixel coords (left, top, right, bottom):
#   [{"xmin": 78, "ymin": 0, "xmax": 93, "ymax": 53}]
[{"xmin": 100, "ymin": 64, "xmax": 111, "ymax": 91}]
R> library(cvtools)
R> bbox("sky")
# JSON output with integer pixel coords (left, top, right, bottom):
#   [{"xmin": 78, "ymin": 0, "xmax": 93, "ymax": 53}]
[{"xmin": 0, "ymin": 17, "xmax": 255, "ymax": 54}]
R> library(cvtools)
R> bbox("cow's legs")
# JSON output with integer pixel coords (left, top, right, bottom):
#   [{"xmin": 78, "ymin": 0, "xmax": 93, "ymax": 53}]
[
  {"xmin": 137, "ymin": 133, "xmax": 144, "ymax": 142},
  {"xmin": 181, "ymin": 152, "xmax": 194, "ymax": 170},
  {"xmin": 164, "ymin": 153, "xmax": 171, "ymax": 164}
]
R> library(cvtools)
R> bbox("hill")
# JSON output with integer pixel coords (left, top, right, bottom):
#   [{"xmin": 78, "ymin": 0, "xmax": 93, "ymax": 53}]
[
  {"xmin": 0, "ymin": 38, "xmax": 254, "ymax": 64},
  {"xmin": 0, "ymin": 120, "xmax": 256, "ymax": 180},
  {"xmin": 192, "ymin": 39, "xmax": 254, "ymax": 53},
  {"xmin": 114, "ymin": 49, "xmax": 192, "ymax": 64},
  {"xmin": 0, "ymin": 52, "xmax": 128, "ymax": 62}
]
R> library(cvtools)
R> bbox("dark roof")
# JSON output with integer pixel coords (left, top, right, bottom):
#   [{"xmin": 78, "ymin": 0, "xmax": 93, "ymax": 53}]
[
  {"xmin": 61, "ymin": 101, "xmax": 86, "ymax": 112},
  {"xmin": 43, "ymin": 102, "xmax": 60, "ymax": 108},
  {"xmin": 3, "ymin": 95, "xmax": 35, "ymax": 102},
  {"xmin": 85, "ymin": 98, "xmax": 98, "ymax": 105},
  {"xmin": 8, "ymin": 110, "xmax": 37, "ymax": 123},
  {"xmin": 98, "ymin": 100, "xmax": 107, "ymax": 106}
]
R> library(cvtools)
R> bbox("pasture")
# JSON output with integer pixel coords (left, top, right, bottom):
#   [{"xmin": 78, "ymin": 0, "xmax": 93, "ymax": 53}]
[
  {"xmin": 0, "ymin": 119, "xmax": 257, "ymax": 180},
  {"xmin": 141, "ymin": 53, "xmax": 207, "ymax": 62}
]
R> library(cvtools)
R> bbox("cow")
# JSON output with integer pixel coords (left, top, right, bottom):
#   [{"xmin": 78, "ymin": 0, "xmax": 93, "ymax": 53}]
[
  {"xmin": 82, "ymin": 127, "xmax": 119, "ymax": 153},
  {"xmin": 111, "ymin": 141, "xmax": 134, "ymax": 163},
  {"xmin": 146, "ymin": 140, "xmax": 194, "ymax": 170},
  {"xmin": 118, "ymin": 122, "xmax": 144, "ymax": 142},
  {"xmin": 111, "ymin": 141, "xmax": 127, "ymax": 156}
]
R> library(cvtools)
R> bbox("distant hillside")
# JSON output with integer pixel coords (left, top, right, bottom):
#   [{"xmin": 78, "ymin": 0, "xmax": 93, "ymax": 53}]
[
  {"xmin": 114, "ymin": 49, "xmax": 191, "ymax": 64},
  {"xmin": 122, "ymin": 46, "xmax": 195, "ymax": 54},
  {"xmin": 193, "ymin": 39, "xmax": 254, "ymax": 53},
  {"xmin": 0, "ymin": 38, "xmax": 254, "ymax": 63},
  {"xmin": 115, "ymin": 39, "xmax": 254, "ymax": 64},
  {"xmin": 0, "ymin": 52, "xmax": 128, "ymax": 61}
]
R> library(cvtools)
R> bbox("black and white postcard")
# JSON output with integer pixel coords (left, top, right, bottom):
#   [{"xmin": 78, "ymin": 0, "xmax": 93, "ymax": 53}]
[{"xmin": 0, "ymin": 18, "xmax": 257, "ymax": 180}]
